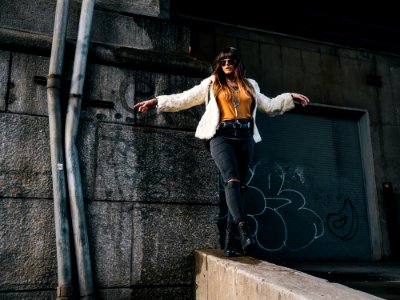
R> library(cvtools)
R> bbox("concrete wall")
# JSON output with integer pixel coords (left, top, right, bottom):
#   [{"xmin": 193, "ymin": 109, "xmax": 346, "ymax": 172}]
[
  {"xmin": 1, "ymin": 0, "xmax": 400, "ymax": 299},
  {"xmin": 0, "ymin": 0, "xmax": 217, "ymax": 299},
  {"xmin": 195, "ymin": 249, "xmax": 383, "ymax": 300}
]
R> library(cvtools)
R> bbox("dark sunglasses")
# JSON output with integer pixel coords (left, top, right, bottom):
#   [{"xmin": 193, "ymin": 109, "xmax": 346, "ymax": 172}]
[{"xmin": 219, "ymin": 58, "xmax": 236, "ymax": 66}]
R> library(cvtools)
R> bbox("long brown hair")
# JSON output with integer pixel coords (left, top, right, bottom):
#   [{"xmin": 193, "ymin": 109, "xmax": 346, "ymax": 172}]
[{"xmin": 211, "ymin": 47, "xmax": 255, "ymax": 100}]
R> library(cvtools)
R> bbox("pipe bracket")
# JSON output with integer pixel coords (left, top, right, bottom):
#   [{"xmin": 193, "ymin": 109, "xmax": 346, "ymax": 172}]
[
  {"xmin": 57, "ymin": 285, "xmax": 73, "ymax": 297},
  {"xmin": 70, "ymin": 93, "xmax": 82, "ymax": 99},
  {"xmin": 47, "ymin": 74, "xmax": 62, "ymax": 89}
]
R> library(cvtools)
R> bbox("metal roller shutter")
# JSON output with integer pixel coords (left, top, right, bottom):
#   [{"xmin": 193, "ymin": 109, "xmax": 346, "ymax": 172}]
[{"xmin": 243, "ymin": 108, "xmax": 373, "ymax": 261}]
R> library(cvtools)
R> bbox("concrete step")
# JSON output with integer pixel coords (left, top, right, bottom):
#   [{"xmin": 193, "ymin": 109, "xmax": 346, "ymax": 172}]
[{"xmin": 195, "ymin": 249, "xmax": 385, "ymax": 299}]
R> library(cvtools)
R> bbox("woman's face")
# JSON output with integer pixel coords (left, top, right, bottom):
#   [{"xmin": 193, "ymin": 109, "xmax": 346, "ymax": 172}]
[{"xmin": 219, "ymin": 58, "xmax": 236, "ymax": 76}]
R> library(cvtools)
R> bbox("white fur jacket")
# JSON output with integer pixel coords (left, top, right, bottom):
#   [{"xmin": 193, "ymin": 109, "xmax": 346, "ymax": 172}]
[{"xmin": 156, "ymin": 75, "xmax": 295, "ymax": 143}]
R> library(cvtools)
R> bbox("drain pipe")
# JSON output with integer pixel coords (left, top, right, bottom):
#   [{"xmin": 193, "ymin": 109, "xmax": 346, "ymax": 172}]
[
  {"xmin": 46, "ymin": 0, "xmax": 73, "ymax": 299},
  {"xmin": 64, "ymin": 0, "xmax": 96, "ymax": 298}
]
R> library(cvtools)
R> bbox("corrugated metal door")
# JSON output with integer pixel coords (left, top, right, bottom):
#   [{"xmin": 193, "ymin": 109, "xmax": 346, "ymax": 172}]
[{"xmin": 244, "ymin": 109, "xmax": 372, "ymax": 261}]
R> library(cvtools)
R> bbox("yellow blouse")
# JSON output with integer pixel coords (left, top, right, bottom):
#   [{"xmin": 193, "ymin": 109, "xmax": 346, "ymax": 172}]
[{"xmin": 217, "ymin": 87, "xmax": 253, "ymax": 122}]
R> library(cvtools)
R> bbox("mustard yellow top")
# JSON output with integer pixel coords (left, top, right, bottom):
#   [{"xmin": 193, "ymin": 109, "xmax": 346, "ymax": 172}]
[{"xmin": 217, "ymin": 87, "xmax": 253, "ymax": 122}]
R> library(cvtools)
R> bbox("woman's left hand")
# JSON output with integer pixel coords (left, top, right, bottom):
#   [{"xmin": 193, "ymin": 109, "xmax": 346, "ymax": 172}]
[{"xmin": 291, "ymin": 93, "xmax": 310, "ymax": 107}]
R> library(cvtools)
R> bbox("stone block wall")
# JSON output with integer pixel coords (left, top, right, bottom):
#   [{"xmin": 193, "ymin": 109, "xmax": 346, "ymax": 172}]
[{"xmin": 0, "ymin": 0, "xmax": 219, "ymax": 299}]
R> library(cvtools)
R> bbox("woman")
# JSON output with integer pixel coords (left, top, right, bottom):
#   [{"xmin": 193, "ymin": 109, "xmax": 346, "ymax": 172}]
[{"xmin": 134, "ymin": 47, "xmax": 310, "ymax": 257}]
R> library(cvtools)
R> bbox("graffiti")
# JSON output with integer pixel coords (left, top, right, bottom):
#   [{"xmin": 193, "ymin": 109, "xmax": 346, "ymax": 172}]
[
  {"xmin": 327, "ymin": 198, "xmax": 359, "ymax": 241},
  {"xmin": 242, "ymin": 162, "xmax": 325, "ymax": 252}
]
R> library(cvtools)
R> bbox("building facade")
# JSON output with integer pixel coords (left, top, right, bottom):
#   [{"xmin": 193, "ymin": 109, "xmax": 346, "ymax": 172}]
[{"xmin": 1, "ymin": 0, "xmax": 400, "ymax": 299}]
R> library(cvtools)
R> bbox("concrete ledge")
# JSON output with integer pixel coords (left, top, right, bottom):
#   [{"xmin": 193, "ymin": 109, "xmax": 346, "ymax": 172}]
[
  {"xmin": 194, "ymin": 249, "xmax": 383, "ymax": 300},
  {"xmin": 0, "ymin": 27, "xmax": 210, "ymax": 77}
]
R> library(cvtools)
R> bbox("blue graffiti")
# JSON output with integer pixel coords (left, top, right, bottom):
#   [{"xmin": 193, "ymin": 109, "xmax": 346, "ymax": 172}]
[{"xmin": 244, "ymin": 162, "xmax": 325, "ymax": 252}]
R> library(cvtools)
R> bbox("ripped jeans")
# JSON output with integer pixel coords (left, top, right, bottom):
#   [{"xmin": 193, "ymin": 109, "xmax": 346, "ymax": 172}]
[{"xmin": 210, "ymin": 127, "xmax": 254, "ymax": 224}]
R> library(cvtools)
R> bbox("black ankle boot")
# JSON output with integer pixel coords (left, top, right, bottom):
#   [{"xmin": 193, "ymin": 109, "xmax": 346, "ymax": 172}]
[
  {"xmin": 224, "ymin": 227, "xmax": 236, "ymax": 257},
  {"xmin": 237, "ymin": 221, "xmax": 256, "ymax": 254}
]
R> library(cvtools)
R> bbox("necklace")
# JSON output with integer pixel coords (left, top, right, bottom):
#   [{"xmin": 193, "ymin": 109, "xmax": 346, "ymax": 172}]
[{"xmin": 228, "ymin": 85, "xmax": 240, "ymax": 118}]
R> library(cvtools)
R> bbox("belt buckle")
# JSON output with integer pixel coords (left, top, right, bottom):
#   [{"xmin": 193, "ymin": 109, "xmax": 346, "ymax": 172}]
[{"xmin": 232, "ymin": 119, "xmax": 242, "ymax": 129}]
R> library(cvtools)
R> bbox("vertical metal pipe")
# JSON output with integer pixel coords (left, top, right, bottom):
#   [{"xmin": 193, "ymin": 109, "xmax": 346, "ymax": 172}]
[
  {"xmin": 46, "ymin": 0, "xmax": 73, "ymax": 298},
  {"xmin": 64, "ymin": 0, "xmax": 96, "ymax": 298}
]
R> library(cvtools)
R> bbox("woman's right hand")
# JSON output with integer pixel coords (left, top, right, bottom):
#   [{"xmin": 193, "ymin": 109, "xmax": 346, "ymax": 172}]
[{"xmin": 133, "ymin": 98, "xmax": 158, "ymax": 113}]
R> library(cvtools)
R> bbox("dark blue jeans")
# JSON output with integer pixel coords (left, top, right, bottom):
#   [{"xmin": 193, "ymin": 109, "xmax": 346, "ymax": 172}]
[{"xmin": 210, "ymin": 127, "xmax": 254, "ymax": 224}]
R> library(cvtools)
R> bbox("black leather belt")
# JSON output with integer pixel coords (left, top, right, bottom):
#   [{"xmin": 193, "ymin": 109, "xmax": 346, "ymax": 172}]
[{"xmin": 218, "ymin": 119, "xmax": 251, "ymax": 129}]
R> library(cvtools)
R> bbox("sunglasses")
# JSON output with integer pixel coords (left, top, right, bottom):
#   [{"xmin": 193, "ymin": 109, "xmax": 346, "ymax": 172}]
[{"xmin": 219, "ymin": 58, "xmax": 236, "ymax": 66}]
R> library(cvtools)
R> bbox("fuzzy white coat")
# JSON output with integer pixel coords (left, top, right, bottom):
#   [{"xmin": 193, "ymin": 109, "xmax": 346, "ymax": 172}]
[{"xmin": 156, "ymin": 75, "xmax": 295, "ymax": 143}]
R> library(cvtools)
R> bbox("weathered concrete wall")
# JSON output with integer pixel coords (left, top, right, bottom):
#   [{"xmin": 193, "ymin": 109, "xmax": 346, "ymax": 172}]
[
  {"xmin": 0, "ymin": 50, "xmax": 219, "ymax": 298},
  {"xmin": 0, "ymin": 0, "xmax": 185, "ymax": 54},
  {"xmin": 0, "ymin": 0, "xmax": 170, "ymax": 34},
  {"xmin": 0, "ymin": 0, "xmax": 218, "ymax": 299}
]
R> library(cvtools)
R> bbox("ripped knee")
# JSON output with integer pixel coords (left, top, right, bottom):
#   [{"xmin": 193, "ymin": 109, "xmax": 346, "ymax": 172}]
[
  {"xmin": 227, "ymin": 178, "xmax": 240, "ymax": 183},
  {"xmin": 226, "ymin": 178, "xmax": 240, "ymax": 189},
  {"xmin": 226, "ymin": 178, "xmax": 247, "ymax": 191}
]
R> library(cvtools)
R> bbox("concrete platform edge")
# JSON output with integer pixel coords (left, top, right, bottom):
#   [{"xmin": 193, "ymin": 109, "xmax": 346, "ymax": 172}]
[{"xmin": 194, "ymin": 249, "xmax": 384, "ymax": 300}]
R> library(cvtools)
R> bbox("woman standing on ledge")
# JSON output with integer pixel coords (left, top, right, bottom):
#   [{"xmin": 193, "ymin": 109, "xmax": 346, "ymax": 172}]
[{"xmin": 134, "ymin": 47, "xmax": 310, "ymax": 257}]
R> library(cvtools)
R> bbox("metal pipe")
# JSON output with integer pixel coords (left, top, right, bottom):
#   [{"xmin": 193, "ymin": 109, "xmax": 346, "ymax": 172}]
[
  {"xmin": 46, "ymin": 0, "xmax": 73, "ymax": 298},
  {"xmin": 64, "ymin": 0, "xmax": 96, "ymax": 298}
]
